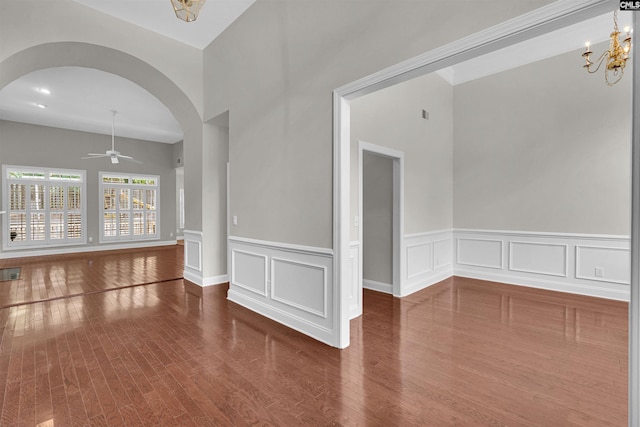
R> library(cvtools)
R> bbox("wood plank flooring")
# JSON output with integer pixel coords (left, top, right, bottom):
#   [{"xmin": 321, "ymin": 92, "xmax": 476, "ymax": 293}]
[{"xmin": 0, "ymin": 246, "xmax": 628, "ymax": 426}]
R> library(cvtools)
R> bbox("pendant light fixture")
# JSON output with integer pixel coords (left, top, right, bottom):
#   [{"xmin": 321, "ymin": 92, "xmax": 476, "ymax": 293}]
[{"xmin": 170, "ymin": 0, "xmax": 206, "ymax": 23}]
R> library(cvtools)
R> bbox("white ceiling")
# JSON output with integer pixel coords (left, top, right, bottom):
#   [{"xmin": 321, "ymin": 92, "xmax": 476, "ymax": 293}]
[
  {"xmin": 437, "ymin": 11, "xmax": 633, "ymax": 86},
  {"xmin": 0, "ymin": 7, "xmax": 632, "ymax": 145},
  {"xmin": 0, "ymin": 67, "xmax": 183, "ymax": 144},
  {"xmin": 73, "ymin": 0, "xmax": 256, "ymax": 50}
]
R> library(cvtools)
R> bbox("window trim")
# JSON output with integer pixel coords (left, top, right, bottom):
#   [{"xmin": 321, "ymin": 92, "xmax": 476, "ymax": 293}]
[
  {"xmin": 99, "ymin": 171, "xmax": 160, "ymax": 243},
  {"xmin": 2, "ymin": 164, "xmax": 87, "ymax": 250}
]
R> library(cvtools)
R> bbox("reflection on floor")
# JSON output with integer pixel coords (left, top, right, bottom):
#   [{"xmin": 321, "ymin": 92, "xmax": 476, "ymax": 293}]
[
  {"xmin": 0, "ymin": 268, "xmax": 20, "ymax": 282},
  {"xmin": 0, "ymin": 247, "xmax": 628, "ymax": 426},
  {"xmin": 0, "ymin": 246, "xmax": 183, "ymax": 308}
]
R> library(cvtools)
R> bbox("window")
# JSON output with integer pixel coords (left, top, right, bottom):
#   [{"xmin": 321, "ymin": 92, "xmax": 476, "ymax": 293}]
[
  {"xmin": 3, "ymin": 165, "xmax": 86, "ymax": 249},
  {"xmin": 99, "ymin": 172, "xmax": 159, "ymax": 242}
]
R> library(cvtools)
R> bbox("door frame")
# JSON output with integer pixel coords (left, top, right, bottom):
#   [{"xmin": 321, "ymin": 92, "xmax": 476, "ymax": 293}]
[{"xmin": 358, "ymin": 141, "xmax": 405, "ymax": 305}]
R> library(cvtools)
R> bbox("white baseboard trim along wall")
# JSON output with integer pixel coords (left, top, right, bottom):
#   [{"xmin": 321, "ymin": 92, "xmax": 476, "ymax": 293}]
[
  {"xmin": 182, "ymin": 230, "xmax": 229, "ymax": 286},
  {"xmin": 355, "ymin": 228, "xmax": 629, "ymax": 301},
  {"xmin": 453, "ymin": 229, "xmax": 630, "ymax": 301},
  {"xmin": 0, "ymin": 239, "xmax": 178, "ymax": 260},
  {"xmin": 228, "ymin": 236, "xmax": 336, "ymax": 345},
  {"xmin": 226, "ymin": 229, "xmax": 629, "ymax": 346}
]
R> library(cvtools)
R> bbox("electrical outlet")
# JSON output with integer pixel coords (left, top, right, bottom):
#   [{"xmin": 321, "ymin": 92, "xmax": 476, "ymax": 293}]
[
  {"xmin": 233, "ymin": 215, "xmax": 238, "ymax": 226},
  {"xmin": 595, "ymin": 267, "xmax": 604, "ymax": 277},
  {"xmin": 89, "ymin": 237, "xmax": 93, "ymax": 243},
  {"xmin": 354, "ymin": 216, "xmax": 359, "ymax": 227},
  {"xmin": 170, "ymin": 232, "xmax": 174, "ymax": 237}
]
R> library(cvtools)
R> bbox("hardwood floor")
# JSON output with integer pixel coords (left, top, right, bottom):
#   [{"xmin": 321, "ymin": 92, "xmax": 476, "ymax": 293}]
[{"xmin": 0, "ymin": 246, "xmax": 628, "ymax": 426}]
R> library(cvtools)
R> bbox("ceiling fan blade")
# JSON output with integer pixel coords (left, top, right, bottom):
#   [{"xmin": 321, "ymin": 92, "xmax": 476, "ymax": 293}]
[
  {"xmin": 118, "ymin": 155, "xmax": 142, "ymax": 164},
  {"xmin": 82, "ymin": 154, "xmax": 108, "ymax": 159}
]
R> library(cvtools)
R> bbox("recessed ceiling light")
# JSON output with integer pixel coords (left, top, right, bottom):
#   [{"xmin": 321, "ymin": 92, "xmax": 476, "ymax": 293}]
[
  {"xmin": 35, "ymin": 103, "xmax": 48, "ymax": 109},
  {"xmin": 35, "ymin": 88, "xmax": 51, "ymax": 95}
]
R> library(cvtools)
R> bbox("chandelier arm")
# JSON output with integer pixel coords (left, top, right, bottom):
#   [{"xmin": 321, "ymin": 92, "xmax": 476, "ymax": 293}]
[{"xmin": 585, "ymin": 51, "xmax": 610, "ymax": 74}]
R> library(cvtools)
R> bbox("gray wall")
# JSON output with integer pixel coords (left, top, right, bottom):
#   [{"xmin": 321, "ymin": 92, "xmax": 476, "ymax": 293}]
[
  {"xmin": 0, "ymin": 120, "xmax": 177, "ymax": 251},
  {"xmin": 453, "ymin": 42, "xmax": 632, "ymax": 235},
  {"xmin": 350, "ymin": 72, "xmax": 454, "ymax": 242},
  {"xmin": 362, "ymin": 152, "xmax": 393, "ymax": 284},
  {"xmin": 203, "ymin": 0, "xmax": 551, "ymax": 249}
]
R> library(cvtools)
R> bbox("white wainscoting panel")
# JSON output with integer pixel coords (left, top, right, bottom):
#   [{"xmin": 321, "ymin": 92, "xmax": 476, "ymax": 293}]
[
  {"xmin": 402, "ymin": 230, "xmax": 453, "ymax": 296},
  {"xmin": 454, "ymin": 230, "xmax": 630, "ymax": 301},
  {"xmin": 407, "ymin": 243, "xmax": 432, "ymax": 279},
  {"xmin": 349, "ymin": 242, "xmax": 362, "ymax": 319},
  {"xmin": 576, "ymin": 245, "xmax": 630, "ymax": 285},
  {"xmin": 509, "ymin": 241, "xmax": 567, "ymax": 277},
  {"xmin": 228, "ymin": 236, "xmax": 335, "ymax": 346},
  {"xmin": 183, "ymin": 230, "xmax": 203, "ymax": 285},
  {"xmin": 457, "ymin": 238, "xmax": 503, "ymax": 269},
  {"xmin": 231, "ymin": 250, "xmax": 268, "ymax": 296},
  {"xmin": 271, "ymin": 258, "xmax": 327, "ymax": 317}
]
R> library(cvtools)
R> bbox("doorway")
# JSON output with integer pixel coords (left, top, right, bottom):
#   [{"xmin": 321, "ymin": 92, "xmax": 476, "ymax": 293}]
[{"xmin": 354, "ymin": 142, "xmax": 403, "ymax": 319}]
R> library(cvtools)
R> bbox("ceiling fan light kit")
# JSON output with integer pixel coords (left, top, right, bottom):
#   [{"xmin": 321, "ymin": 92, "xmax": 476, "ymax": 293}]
[
  {"xmin": 82, "ymin": 110, "xmax": 142, "ymax": 165},
  {"xmin": 171, "ymin": 0, "xmax": 206, "ymax": 22}
]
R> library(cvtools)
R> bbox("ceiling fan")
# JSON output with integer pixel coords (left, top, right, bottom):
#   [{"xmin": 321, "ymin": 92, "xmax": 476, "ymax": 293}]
[{"xmin": 82, "ymin": 110, "xmax": 142, "ymax": 164}]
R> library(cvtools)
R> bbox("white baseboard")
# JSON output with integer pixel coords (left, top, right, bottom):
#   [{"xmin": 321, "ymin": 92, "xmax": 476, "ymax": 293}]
[
  {"xmin": 183, "ymin": 271, "xmax": 228, "ymax": 287},
  {"xmin": 0, "ymin": 239, "xmax": 177, "ymax": 260},
  {"xmin": 228, "ymin": 289, "xmax": 334, "ymax": 345},
  {"xmin": 455, "ymin": 269, "xmax": 629, "ymax": 301},
  {"xmin": 363, "ymin": 279, "xmax": 393, "ymax": 294}
]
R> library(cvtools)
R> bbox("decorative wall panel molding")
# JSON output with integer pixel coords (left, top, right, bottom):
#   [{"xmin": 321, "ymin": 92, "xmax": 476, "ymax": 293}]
[
  {"xmin": 508, "ymin": 241, "xmax": 568, "ymax": 277},
  {"xmin": 231, "ymin": 250, "xmax": 268, "ymax": 296},
  {"xmin": 271, "ymin": 258, "xmax": 327, "ymax": 317},
  {"xmin": 228, "ymin": 236, "xmax": 335, "ymax": 346},
  {"xmin": 183, "ymin": 230, "xmax": 203, "ymax": 285},
  {"xmin": 401, "ymin": 230, "xmax": 453, "ymax": 297},
  {"xmin": 576, "ymin": 245, "xmax": 630, "ymax": 285},
  {"xmin": 457, "ymin": 238, "xmax": 503, "ymax": 269},
  {"xmin": 454, "ymin": 229, "xmax": 630, "ymax": 301}
]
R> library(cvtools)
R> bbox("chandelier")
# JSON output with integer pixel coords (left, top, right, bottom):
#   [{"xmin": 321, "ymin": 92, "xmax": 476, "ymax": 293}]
[
  {"xmin": 581, "ymin": 11, "xmax": 632, "ymax": 86},
  {"xmin": 170, "ymin": 0, "xmax": 206, "ymax": 22}
]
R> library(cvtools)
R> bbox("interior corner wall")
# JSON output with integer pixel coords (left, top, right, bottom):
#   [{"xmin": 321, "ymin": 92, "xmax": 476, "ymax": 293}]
[
  {"xmin": 203, "ymin": 0, "xmax": 551, "ymax": 249},
  {"xmin": 350, "ymin": 73, "xmax": 454, "ymax": 242},
  {"xmin": 0, "ymin": 120, "xmax": 177, "ymax": 252},
  {"xmin": 453, "ymin": 42, "xmax": 632, "ymax": 235},
  {"xmin": 201, "ymin": 120, "xmax": 229, "ymax": 279}
]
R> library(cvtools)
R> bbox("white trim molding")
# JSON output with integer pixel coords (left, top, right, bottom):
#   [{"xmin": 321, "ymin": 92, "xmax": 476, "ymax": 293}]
[
  {"xmin": 228, "ymin": 237, "xmax": 336, "ymax": 346},
  {"xmin": 0, "ymin": 239, "xmax": 177, "ymax": 260},
  {"xmin": 401, "ymin": 229, "xmax": 453, "ymax": 297},
  {"xmin": 453, "ymin": 229, "xmax": 630, "ymax": 301},
  {"xmin": 183, "ymin": 229, "xmax": 203, "ymax": 284},
  {"xmin": 363, "ymin": 279, "xmax": 393, "ymax": 294},
  {"xmin": 349, "ymin": 241, "xmax": 361, "ymax": 319}
]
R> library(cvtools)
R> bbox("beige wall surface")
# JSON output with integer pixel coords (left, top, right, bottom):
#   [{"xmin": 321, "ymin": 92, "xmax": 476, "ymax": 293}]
[
  {"xmin": 453, "ymin": 41, "xmax": 632, "ymax": 235},
  {"xmin": 350, "ymin": 73, "xmax": 454, "ymax": 241},
  {"xmin": 362, "ymin": 152, "xmax": 393, "ymax": 284},
  {"xmin": 203, "ymin": 0, "xmax": 552, "ymax": 248},
  {"xmin": 0, "ymin": 120, "xmax": 177, "ymax": 250}
]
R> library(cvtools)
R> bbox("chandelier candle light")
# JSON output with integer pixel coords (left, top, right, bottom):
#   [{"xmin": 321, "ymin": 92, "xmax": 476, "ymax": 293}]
[
  {"xmin": 582, "ymin": 11, "xmax": 632, "ymax": 86},
  {"xmin": 171, "ymin": 0, "xmax": 206, "ymax": 22}
]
